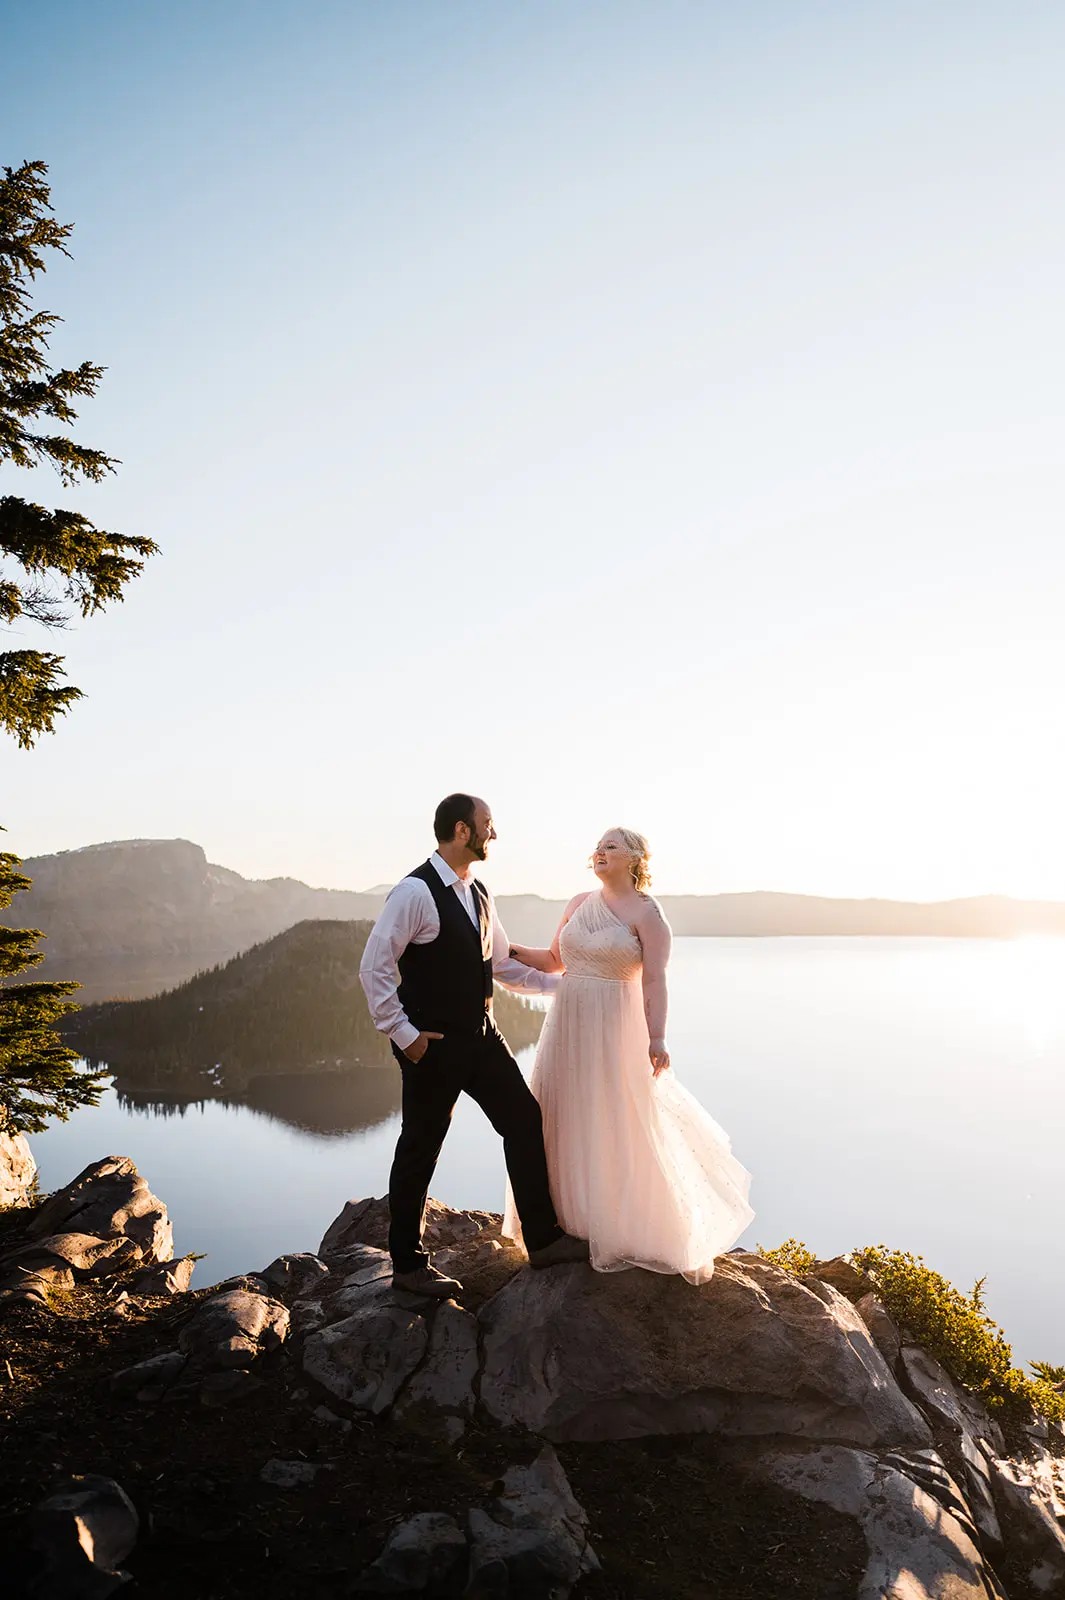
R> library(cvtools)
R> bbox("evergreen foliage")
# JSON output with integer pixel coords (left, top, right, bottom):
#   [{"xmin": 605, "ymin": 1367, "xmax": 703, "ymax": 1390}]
[
  {"xmin": 0, "ymin": 843, "xmax": 105, "ymax": 1134},
  {"xmin": 0, "ymin": 159, "xmax": 157, "ymax": 746},
  {"xmin": 1, "ymin": 162, "xmax": 155, "ymax": 1137}
]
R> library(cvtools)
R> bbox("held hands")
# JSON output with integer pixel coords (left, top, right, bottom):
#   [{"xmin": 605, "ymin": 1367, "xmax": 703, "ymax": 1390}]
[
  {"xmin": 403, "ymin": 1031, "xmax": 444, "ymax": 1064},
  {"xmin": 649, "ymin": 1038, "xmax": 670, "ymax": 1077}
]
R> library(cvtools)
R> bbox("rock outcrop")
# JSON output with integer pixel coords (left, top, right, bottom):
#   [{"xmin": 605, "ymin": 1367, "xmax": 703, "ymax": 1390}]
[
  {"xmin": 0, "ymin": 1131, "xmax": 36, "ymax": 1208},
  {"xmin": 307, "ymin": 1192, "xmax": 1065, "ymax": 1599},
  {"xmin": 0, "ymin": 1156, "xmax": 175, "ymax": 1310},
  {"xmin": 29, "ymin": 1473, "xmax": 140, "ymax": 1599},
  {"xmin": 9, "ymin": 1164, "xmax": 1065, "ymax": 1600}
]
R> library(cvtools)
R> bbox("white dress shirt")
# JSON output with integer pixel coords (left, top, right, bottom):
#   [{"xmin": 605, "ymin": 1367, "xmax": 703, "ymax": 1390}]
[{"xmin": 359, "ymin": 851, "xmax": 559, "ymax": 1051}]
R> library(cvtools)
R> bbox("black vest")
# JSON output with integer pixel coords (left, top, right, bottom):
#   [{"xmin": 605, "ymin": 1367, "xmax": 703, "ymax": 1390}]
[{"xmin": 396, "ymin": 861, "xmax": 493, "ymax": 1033}]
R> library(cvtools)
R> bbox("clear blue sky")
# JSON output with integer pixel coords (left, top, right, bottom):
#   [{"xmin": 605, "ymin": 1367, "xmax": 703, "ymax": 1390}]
[{"xmin": 3, "ymin": 1, "xmax": 1064, "ymax": 898}]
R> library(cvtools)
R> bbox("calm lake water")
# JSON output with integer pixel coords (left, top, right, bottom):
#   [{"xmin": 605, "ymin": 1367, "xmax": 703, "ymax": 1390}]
[{"xmin": 27, "ymin": 936, "xmax": 1065, "ymax": 1366}]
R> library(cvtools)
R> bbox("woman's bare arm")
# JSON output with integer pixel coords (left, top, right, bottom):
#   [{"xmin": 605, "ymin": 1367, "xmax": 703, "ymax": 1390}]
[
  {"xmin": 636, "ymin": 897, "xmax": 673, "ymax": 1074},
  {"xmin": 508, "ymin": 892, "xmax": 591, "ymax": 974}
]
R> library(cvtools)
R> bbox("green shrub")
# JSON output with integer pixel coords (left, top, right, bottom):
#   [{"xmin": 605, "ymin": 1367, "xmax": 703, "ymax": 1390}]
[
  {"xmin": 758, "ymin": 1238, "xmax": 1065, "ymax": 1425},
  {"xmin": 850, "ymin": 1245, "xmax": 1065, "ymax": 1424},
  {"xmin": 756, "ymin": 1238, "xmax": 819, "ymax": 1277}
]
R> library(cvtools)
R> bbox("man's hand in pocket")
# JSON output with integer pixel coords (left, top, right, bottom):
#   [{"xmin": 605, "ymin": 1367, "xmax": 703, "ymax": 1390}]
[{"xmin": 403, "ymin": 1031, "xmax": 444, "ymax": 1064}]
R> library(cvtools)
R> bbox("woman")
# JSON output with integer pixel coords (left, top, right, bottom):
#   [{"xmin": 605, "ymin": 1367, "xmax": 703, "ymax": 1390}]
[{"xmin": 502, "ymin": 828, "xmax": 753, "ymax": 1283}]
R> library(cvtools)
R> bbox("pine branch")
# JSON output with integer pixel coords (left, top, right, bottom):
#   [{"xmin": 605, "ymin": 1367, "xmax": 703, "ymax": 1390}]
[
  {"xmin": 0, "ymin": 649, "xmax": 82, "ymax": 747},
  {"xmin": 1, "ymin": 497, "xmax": 158, "ymax": 613}
]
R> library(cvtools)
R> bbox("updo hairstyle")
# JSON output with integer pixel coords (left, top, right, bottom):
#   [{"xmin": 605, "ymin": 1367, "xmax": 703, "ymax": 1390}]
[{"xmin": 613, "ymin": 827, "xmax": 652, "ymax": 894}]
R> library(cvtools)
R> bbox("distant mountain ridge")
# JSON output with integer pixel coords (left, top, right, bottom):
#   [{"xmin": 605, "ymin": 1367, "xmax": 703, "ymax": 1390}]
[{"xmin": 6, "ymin": 837, "xmax": 1065, "ymax": 1003}]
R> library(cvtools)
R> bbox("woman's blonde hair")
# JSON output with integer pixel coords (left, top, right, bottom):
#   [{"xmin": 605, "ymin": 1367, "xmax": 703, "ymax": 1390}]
[{"xmin": 606, "ymin": 827, "xmax": 652, "ymax": 894}]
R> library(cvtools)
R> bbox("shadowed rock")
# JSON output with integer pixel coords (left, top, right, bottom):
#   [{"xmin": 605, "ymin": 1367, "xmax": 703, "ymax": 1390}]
[
  {"xmin": 260, "ymin": 1252, "xmax": 330, "ymax": 1298},
  {"xmin": 478, "ymin": 1253, "xmax": 931, "ymax": 1446},
  {"xmin": 988, "ymin": 1455, "xmax": 1065, "ymax": 1594},
  {"xmin": 354, "ymin": 1512, "xmax": 467, "ymax": 1594},
  {"xmin": 302, "ymin": 1278, "xmax": 428, "ymax": 1414},
  {"xmin": 29, "ymin": 1474, "xmax": 139, "ymax": 1598},
  {"xmin": 128, "ymin": 1255, "xmax": 196, "ymax": 1297},
  {"xmin": 466, "ymin": 1446, "xmax": 599, "ymax": 1598},
  {"xmin": 177, "ymin": 1289, "xmax": 289, "ymax": 1369},
  {"xmin": 758, "ymin": 1446, "xmax": 1005, "ymax": 1600},
  {"xmin": 394, "ymin": 1299, "xmax": 479, "ymax": 1440},
  {"xmin": 110, "ymin": 1350, "xmax": 187, "ymax": 1403}
]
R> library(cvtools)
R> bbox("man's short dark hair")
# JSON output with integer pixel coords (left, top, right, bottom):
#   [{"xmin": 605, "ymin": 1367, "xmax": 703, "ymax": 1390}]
[{"xmin": 434, "ymin": 792, "xmax": 477, "ymax": 843}]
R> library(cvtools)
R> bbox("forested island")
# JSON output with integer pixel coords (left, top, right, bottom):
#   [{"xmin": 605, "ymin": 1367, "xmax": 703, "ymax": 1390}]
[{"xmin": 62, "ymin": 919, "xmax": 546, "ymax": 1104}]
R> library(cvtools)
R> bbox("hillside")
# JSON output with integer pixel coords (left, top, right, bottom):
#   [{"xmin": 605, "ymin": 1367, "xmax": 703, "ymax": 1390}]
[
  {"xmin": 9, "ymin": 838, "xmax": 1065, "ymax": 1004},
  {"xmin": 4, "ymin": 839, "xmax": 386, "ymax": 1001},
  {"xmin": 64, "ymin": 920, "xmax": 546, "ymax": 1102}
]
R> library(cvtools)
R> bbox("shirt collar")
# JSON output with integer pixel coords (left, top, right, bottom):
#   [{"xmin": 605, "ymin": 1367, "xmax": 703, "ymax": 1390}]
[{"xmin": 431, "ymin": 851, "xmax": 468, "ymax": 891}]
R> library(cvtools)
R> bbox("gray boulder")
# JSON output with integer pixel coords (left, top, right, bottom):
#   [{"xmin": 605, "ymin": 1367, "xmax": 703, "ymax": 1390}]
[
  {"xmin": 319, "ymin": 1194, "xmax": 489, "ymax": 1262},
  {"xmin": 30, "ymin": 1473, "xmax": 139, "ymax": 1598},
  {"xmin": 988, "ymin": 1455, "xmax": 1065, "ymax": 1593},
  {"xmin": 260, "ymin": 1251, "xmax": 330, "ymax": 1297},
  {"xmin": 0, "ymin": 1130, "xmax": 37, "ymax": 1207},
  {"xmin": 759, "ymin": 1445, "xmax": 1005, "ymax": 1599},
  {"xmin": 26, "ymin": 1156, "xmax": 173, "ymax": 1265},
  {"xmin": 302, "ymin": 1278, "xmax": 428, "ymax": 1413},
  {"xmin": 807, "ymin": 1255, "xmax": 870, "ymax": 1300},
  {"xmin": 354, "ymin": 1511, "xmax": 467, "ymax": 1593},
  {"xmin": 110, "ymin": 1350, "xmax": 187, "ymax": 1403},
  {"xmin": 466, "ymin": 1446, "xmax": 599, "ymax": 1598},
  {"xmin": 479, "ymin": 1253, "xmax": 931, "ymax": 1447},
  {"xmin": 128, "ymin": 1255, "xmax": 196, "ymax": 1297},
  {"xmin": 205, "ymin": 1273, "xmax": 269, "ymax": 1295},
  {"xmin": 394, "ymin": 1299, "xmax": 479, "ymax": 1439},
  {"xmin": 855, "ymin": 1292, "xmax": 902, "ymax": 1370},
  {"xmin": 177, "ymin": 1288, "xmax": 289, "ymax": 1369},
  {"xmin": 0, "ymin": 1226, "xmax": 140, "ymax": 1308},
  {"xmin": 901, "ymin": 1346, "xmax": 1006, "ymax": 1455},
  {"xmin": 332, "ymin": 1244, "xmax": 394, "ymax": 1291}
]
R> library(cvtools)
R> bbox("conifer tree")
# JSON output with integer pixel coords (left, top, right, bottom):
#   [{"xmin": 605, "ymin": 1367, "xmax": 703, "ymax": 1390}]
[
  {"xmin": 0, "ymin": 841, "xmax": 103, "ymax": 1134},
  {"xmin": 1, "ymin": 158, "xmax": 157, "ymax": 746},
  {"xmin": 1, "ymin": 160, "xmax": 154, "ymax": 1134}
]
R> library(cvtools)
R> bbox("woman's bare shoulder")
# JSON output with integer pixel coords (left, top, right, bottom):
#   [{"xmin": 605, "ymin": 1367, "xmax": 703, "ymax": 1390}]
[
  {"xmin": 563, "ymin": 890, "xmax": 594, "ymax": 917},
  {"xmin": 634, "ymin": 893, "xmax": 670, "ymax": 928}
]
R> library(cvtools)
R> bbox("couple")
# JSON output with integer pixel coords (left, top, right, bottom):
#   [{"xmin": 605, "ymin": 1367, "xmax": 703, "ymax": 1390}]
[{"xmin": 359, "ymin": 793, "xmax": 753, "ymax": 1297}]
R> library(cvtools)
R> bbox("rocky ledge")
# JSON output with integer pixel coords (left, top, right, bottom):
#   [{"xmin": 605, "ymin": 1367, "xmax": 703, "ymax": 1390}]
[{"xmin": 2, "ymin": 1158, "xmax": 1064, "ymax": 1599}]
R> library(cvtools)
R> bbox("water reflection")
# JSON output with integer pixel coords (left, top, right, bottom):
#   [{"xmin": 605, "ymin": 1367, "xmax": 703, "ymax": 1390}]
[{"xmin": 115, "ymin": 1066, "xmax": 401, "ymax": 1138}]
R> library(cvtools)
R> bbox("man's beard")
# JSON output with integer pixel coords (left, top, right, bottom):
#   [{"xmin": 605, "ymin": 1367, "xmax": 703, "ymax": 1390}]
[{"xmin": 469, "ymin": 833, "xmax": 488, "ymax": 861}]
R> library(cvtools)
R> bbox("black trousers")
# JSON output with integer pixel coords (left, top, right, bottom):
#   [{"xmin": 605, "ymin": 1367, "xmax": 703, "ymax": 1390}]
[{"xmin": 387, "ymin": 1019, "xmax": 563, "ymax": 1272}]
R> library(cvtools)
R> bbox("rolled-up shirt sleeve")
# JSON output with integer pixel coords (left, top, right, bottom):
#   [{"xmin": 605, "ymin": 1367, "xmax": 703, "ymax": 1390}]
[
  {"xmin": 490, "ymin": 906, "xmax": 560, "ymax": 997},
  {"xmin": 359, "ymin": 880, "xmax": 434, "ymax": 1052}
]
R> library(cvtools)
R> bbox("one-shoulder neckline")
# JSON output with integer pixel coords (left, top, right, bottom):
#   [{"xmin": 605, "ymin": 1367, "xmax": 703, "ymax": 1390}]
[{"xmin": 596, "ymin": 889, "xmax": 639, "ymax": 938}]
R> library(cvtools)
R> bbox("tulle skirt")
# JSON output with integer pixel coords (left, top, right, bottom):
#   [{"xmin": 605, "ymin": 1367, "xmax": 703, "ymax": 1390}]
[{"xmin": 503, "ymin": 973, "xmax": 754, "ymax": 1284}]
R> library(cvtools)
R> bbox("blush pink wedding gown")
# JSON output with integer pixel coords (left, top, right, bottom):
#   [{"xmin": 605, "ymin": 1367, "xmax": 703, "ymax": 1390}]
[{"xmin": 503, "ymin": 890, "xmax": 754, "ymax": 1283}]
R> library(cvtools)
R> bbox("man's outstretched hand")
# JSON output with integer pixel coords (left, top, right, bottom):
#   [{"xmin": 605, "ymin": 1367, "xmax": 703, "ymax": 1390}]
[{"xmin": 403, "ymin": 1031, "xmax": 444, "ymax": 1063}]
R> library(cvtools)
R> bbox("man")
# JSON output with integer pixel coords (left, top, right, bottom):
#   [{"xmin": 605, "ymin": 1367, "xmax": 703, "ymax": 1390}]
[{"xmin": 359, "ymin": 793, "xmax": 589, "ymax": 1296}]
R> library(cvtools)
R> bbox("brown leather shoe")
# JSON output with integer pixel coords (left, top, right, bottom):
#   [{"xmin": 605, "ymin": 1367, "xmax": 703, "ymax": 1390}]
[
  {"xmin": 391, "ymin": 1264, "xmax": 463, "ymax": 1298},
  {"xmin": 527, "ymin": 1233, "xmax": 590, "ymax": 1270}
]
